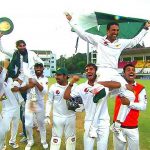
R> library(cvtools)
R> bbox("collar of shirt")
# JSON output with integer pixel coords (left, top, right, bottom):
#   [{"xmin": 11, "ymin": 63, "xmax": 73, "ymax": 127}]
[
  {"xmin": 37, "ymin": 75, "xmax": 44, "ymax": 79},
  {"xmin": 132, "ymin": 81, "xmax": 137, "ymax": 86},
  {"xmin": 103, "ymin": 35, "xmax": 119, "ymax": 43}
]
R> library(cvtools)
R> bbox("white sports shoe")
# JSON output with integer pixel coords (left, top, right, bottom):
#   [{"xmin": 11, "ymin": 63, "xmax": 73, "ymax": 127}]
[
  {"xmin": 88, "ymin": 125, "xmax": 98, "ymax": 138},
  {"xmin": 25, "ymin": 142, "xmax": 34, "ymax": 150},
  {"xmin": 9, "ymin": 142, "xmax": 19, "ymax": 149},
  {"xmin": 2, "ymin": 145, "xmax": 6, "ymax": 150},
  {"xmin": 42, "ymin": 142, "xmax": 48, "ymax": 149},
  {"xmin": 110, "ymin": 123, "xmax": 126, "ymax": 143}
]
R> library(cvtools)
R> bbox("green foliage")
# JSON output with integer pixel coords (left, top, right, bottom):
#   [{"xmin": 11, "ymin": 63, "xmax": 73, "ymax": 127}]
[
  {"xmin": 56, "ymin": 55, "xmax": 66, "ymax": 68},
  {"xmin": 57, "ymin": 53, "xmax": 87, "ymax": 74}
]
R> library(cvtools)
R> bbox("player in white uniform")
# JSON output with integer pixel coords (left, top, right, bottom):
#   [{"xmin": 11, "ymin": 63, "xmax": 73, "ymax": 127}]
[
  {"xmin": 64, "ymin": 63, "xmax": 123, "ymax": 150},
  {"xmin": 0, "ymin": 64, "xmax": 20, "ymax": 149},
  {"xmin": 113, "ymin": 64, "xmax": 147, "ymax": 150},
  {"xmin": 45, "ymin": 68, "xmax": 77, "ymax": 150},
  {"xmin": 0, "ymin": 36, "xmax": 43, "ymax": 104},
  {"xmin": 0, "ymin": 65, "xmax": 7, "ymax": 150},
  {"xmin": 65, "ymin": 13, "xmax": 150, "ymax": 142},
  {"xmin": 0, "ymin": 35, "xmax": 43, "ymax": 143},
  {"xmin": 0, "ymin": 36, "xmax": 43, "ymax": 79},
  {"xmin": 19, "ymin": 62, "xmax": 48, "ymax": 150},
  {"xmin": 0, "ymin": 114, "xmax": 6, "ymax": 150}
]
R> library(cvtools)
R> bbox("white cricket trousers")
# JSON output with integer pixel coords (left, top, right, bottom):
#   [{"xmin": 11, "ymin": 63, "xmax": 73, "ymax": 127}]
[
  {"xmin": 25, "ymin": 101, "xmax": 47, "ymax": 144},
  {"xmin": 0, "ymin": 115, "xmax": 6, "ymax": 149},
  {"xmin": 84, "ymin": 120, "xmax": 109, "ymax": 150},
  {"xmin": 52, "ymin": 115, "xmax": 76, "ymax": 139},
  {"xmin": 113, "ymin": 127, "xmax": 139, "ymax": 150},
  {"xmin": 0, "ymin": 106, "xmax": 20, "ymax": 148}
]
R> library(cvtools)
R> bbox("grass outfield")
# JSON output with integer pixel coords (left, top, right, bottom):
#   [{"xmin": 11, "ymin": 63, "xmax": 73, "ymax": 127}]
[{"xmin": 1, "ymin": 78, "xmax": 150, "ymax": 150}]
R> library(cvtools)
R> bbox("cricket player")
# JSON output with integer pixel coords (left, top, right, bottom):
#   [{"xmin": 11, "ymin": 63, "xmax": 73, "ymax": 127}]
[
  {"xmin": 0, "ymin": 66, "xmax": 7, "ymax": 150},
  {"xmin": 0, "ymin": 114, "xmax": 6, "ymax": 150},
  {"xmin": 19, "ymin": 62, "xmax": 48, "ymax": 150},
  {"xmin": 113, "ymin": 64, "xmax": 147, "ymax": 150},
  {"xmin": 65, "ymin": 12, "xmax": 150, "ymax": 142},
  {"xmin": 0, "ymin": 35, "xmax": 43, "ymax": 102},
  {"xmin": 64, "ymin": 63, "xmax": 122, "ymax": 150},
  {"xmin": 0, "ymin": 63, "xmax": 20, "ymax": 149},
  {"xmin": 0, "ymin": 35, "xmax": 43, "ymax": 79},
  {"xmin": 0, "ymin": 34, "xmax": 43, "ymax": 142},
  {"xmin": 45, "ymin": 68, "xmax": 77, "ymax": 150}
]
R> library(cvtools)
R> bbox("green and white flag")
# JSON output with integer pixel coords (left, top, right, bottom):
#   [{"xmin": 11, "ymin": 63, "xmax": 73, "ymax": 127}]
[{"xmin": 76, "ymin": 11, "xmax": 147, "ymax": 39}]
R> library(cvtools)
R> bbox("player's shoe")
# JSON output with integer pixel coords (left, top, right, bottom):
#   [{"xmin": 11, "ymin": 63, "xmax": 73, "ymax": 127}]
[
  {"xmin": 2, "ymin": 145, "xmax": 6, "ymax": 150},
  {"xmin": 110, "ymin": 123, "xmax": 126, "ymax": 143},
  {"xmin": 25, "ymin": 142, "xmax": 34, "ymax": 150},
  {"xmin": 9, "ymin": 142, "xmax": 19, "ymax": 149},
  {"xmin": 88, "ymin": 125, "xmax": 98, "ymax": 138},
  {"xmin": 42, "ymin": 142, "xmax": 48, "ymax": 149},
  {"xmin": 90, "ymin": 84, "xmax": 106, "ymax": 103},
  {"xmin": 20, "ymin": 136, "xmax": 28, "ymax": 143}
]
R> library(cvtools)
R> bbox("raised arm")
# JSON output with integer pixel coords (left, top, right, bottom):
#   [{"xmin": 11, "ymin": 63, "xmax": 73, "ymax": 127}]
[
  {"xmin": 63, "ymin": 75, "xmax": 79, "ymax": 100},
  {"xmin": 123, "ymin": 21, "xmax": 150, "ymax": 49},
  {"xmin": 3, "ymin": 59, "xmax": 10, "ymax": 69},
  {"xmin": 0, "ymin": 32, "xmax": 13, "ymax": 57},
  {"xmin": 144, "ymin": 21, "xmax": 150, "ymax": 30},
  {"xmin": 64, "ymin": 12, "xmax": 100, "ymax": 46},
  {"xmin": 0, "ymin": 59, "xmax": 9, "ymax": 83},
  {"xmin": 64, "ymin": 12, "xmax": 72, "ymax": 21}
]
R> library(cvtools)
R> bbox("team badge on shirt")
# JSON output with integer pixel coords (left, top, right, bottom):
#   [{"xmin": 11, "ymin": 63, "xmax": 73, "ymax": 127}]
[
  {"xmin": 104, "ymin": 41, "xmax": 108, "ymax": 46},
  {"xmin": 84, "ymin": 88, "xmax": 89, "ymax": 93},
  {"xmin": 56, "ymin": 90, "xmax": 60, "ymax": 95},
  {"xmin": 115, "ymin": 44, "xmax": 121, "ymax": 48},
  {"xmin": 53, "ymin": 138, "xmax": 58, "ymax": 143}
]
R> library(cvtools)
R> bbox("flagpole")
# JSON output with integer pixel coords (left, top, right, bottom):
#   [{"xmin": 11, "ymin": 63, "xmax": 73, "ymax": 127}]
[{"xmin": 87, "ymin": 42, "xmax": 89, "ymax": 64}]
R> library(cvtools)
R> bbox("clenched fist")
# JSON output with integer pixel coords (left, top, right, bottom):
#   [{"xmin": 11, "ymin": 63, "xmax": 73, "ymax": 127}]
[
  {"xmin": 64, "ymin": 12, "xmax": 72, "ymax": 21},
  {"xmin": 145, "ymin": 20, "xmax": 150, "ymax": 28},
  {"xmin": 70, "ymin": 75, "xmax": 80, "ymax": 84}
]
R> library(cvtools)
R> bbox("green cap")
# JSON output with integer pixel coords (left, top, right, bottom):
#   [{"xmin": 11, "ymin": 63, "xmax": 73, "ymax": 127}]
[
  {"xmin": 34, "ymin": 62, "xmax": 44, "ymax": 67},
  {"xmin": 52, "ymin": 68, "xmax": 68, "ymax": 75}
]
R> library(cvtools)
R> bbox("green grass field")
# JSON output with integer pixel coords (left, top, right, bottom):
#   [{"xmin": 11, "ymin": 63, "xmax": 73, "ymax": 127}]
[{"xmin": 1, "ymin": 78, "xmax": 150, "ymax": 150}]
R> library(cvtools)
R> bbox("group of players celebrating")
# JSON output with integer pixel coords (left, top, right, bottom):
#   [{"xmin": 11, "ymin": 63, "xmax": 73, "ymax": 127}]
[{"xmin": 0, "ymin": 12, "xmax": 149, "ymax": 150}]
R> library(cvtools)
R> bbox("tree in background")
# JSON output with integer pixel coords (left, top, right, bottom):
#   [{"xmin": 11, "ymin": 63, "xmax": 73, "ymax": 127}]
[{"xmin": 57, "ymin": 53, "xmax": 87, "ymax": 74}]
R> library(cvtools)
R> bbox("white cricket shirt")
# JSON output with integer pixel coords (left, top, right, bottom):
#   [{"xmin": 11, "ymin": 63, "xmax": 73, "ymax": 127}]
[
  {"xmin": 71, "ymin": 81, "xmax": 110, "ymax": 125},
  {"xmin": 47, "ymin": 83, "xmax": 77, "ymax": 117},
  {"xmin": 25, "ymin": 76, "xmax": 48, "ymax": 111}
]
